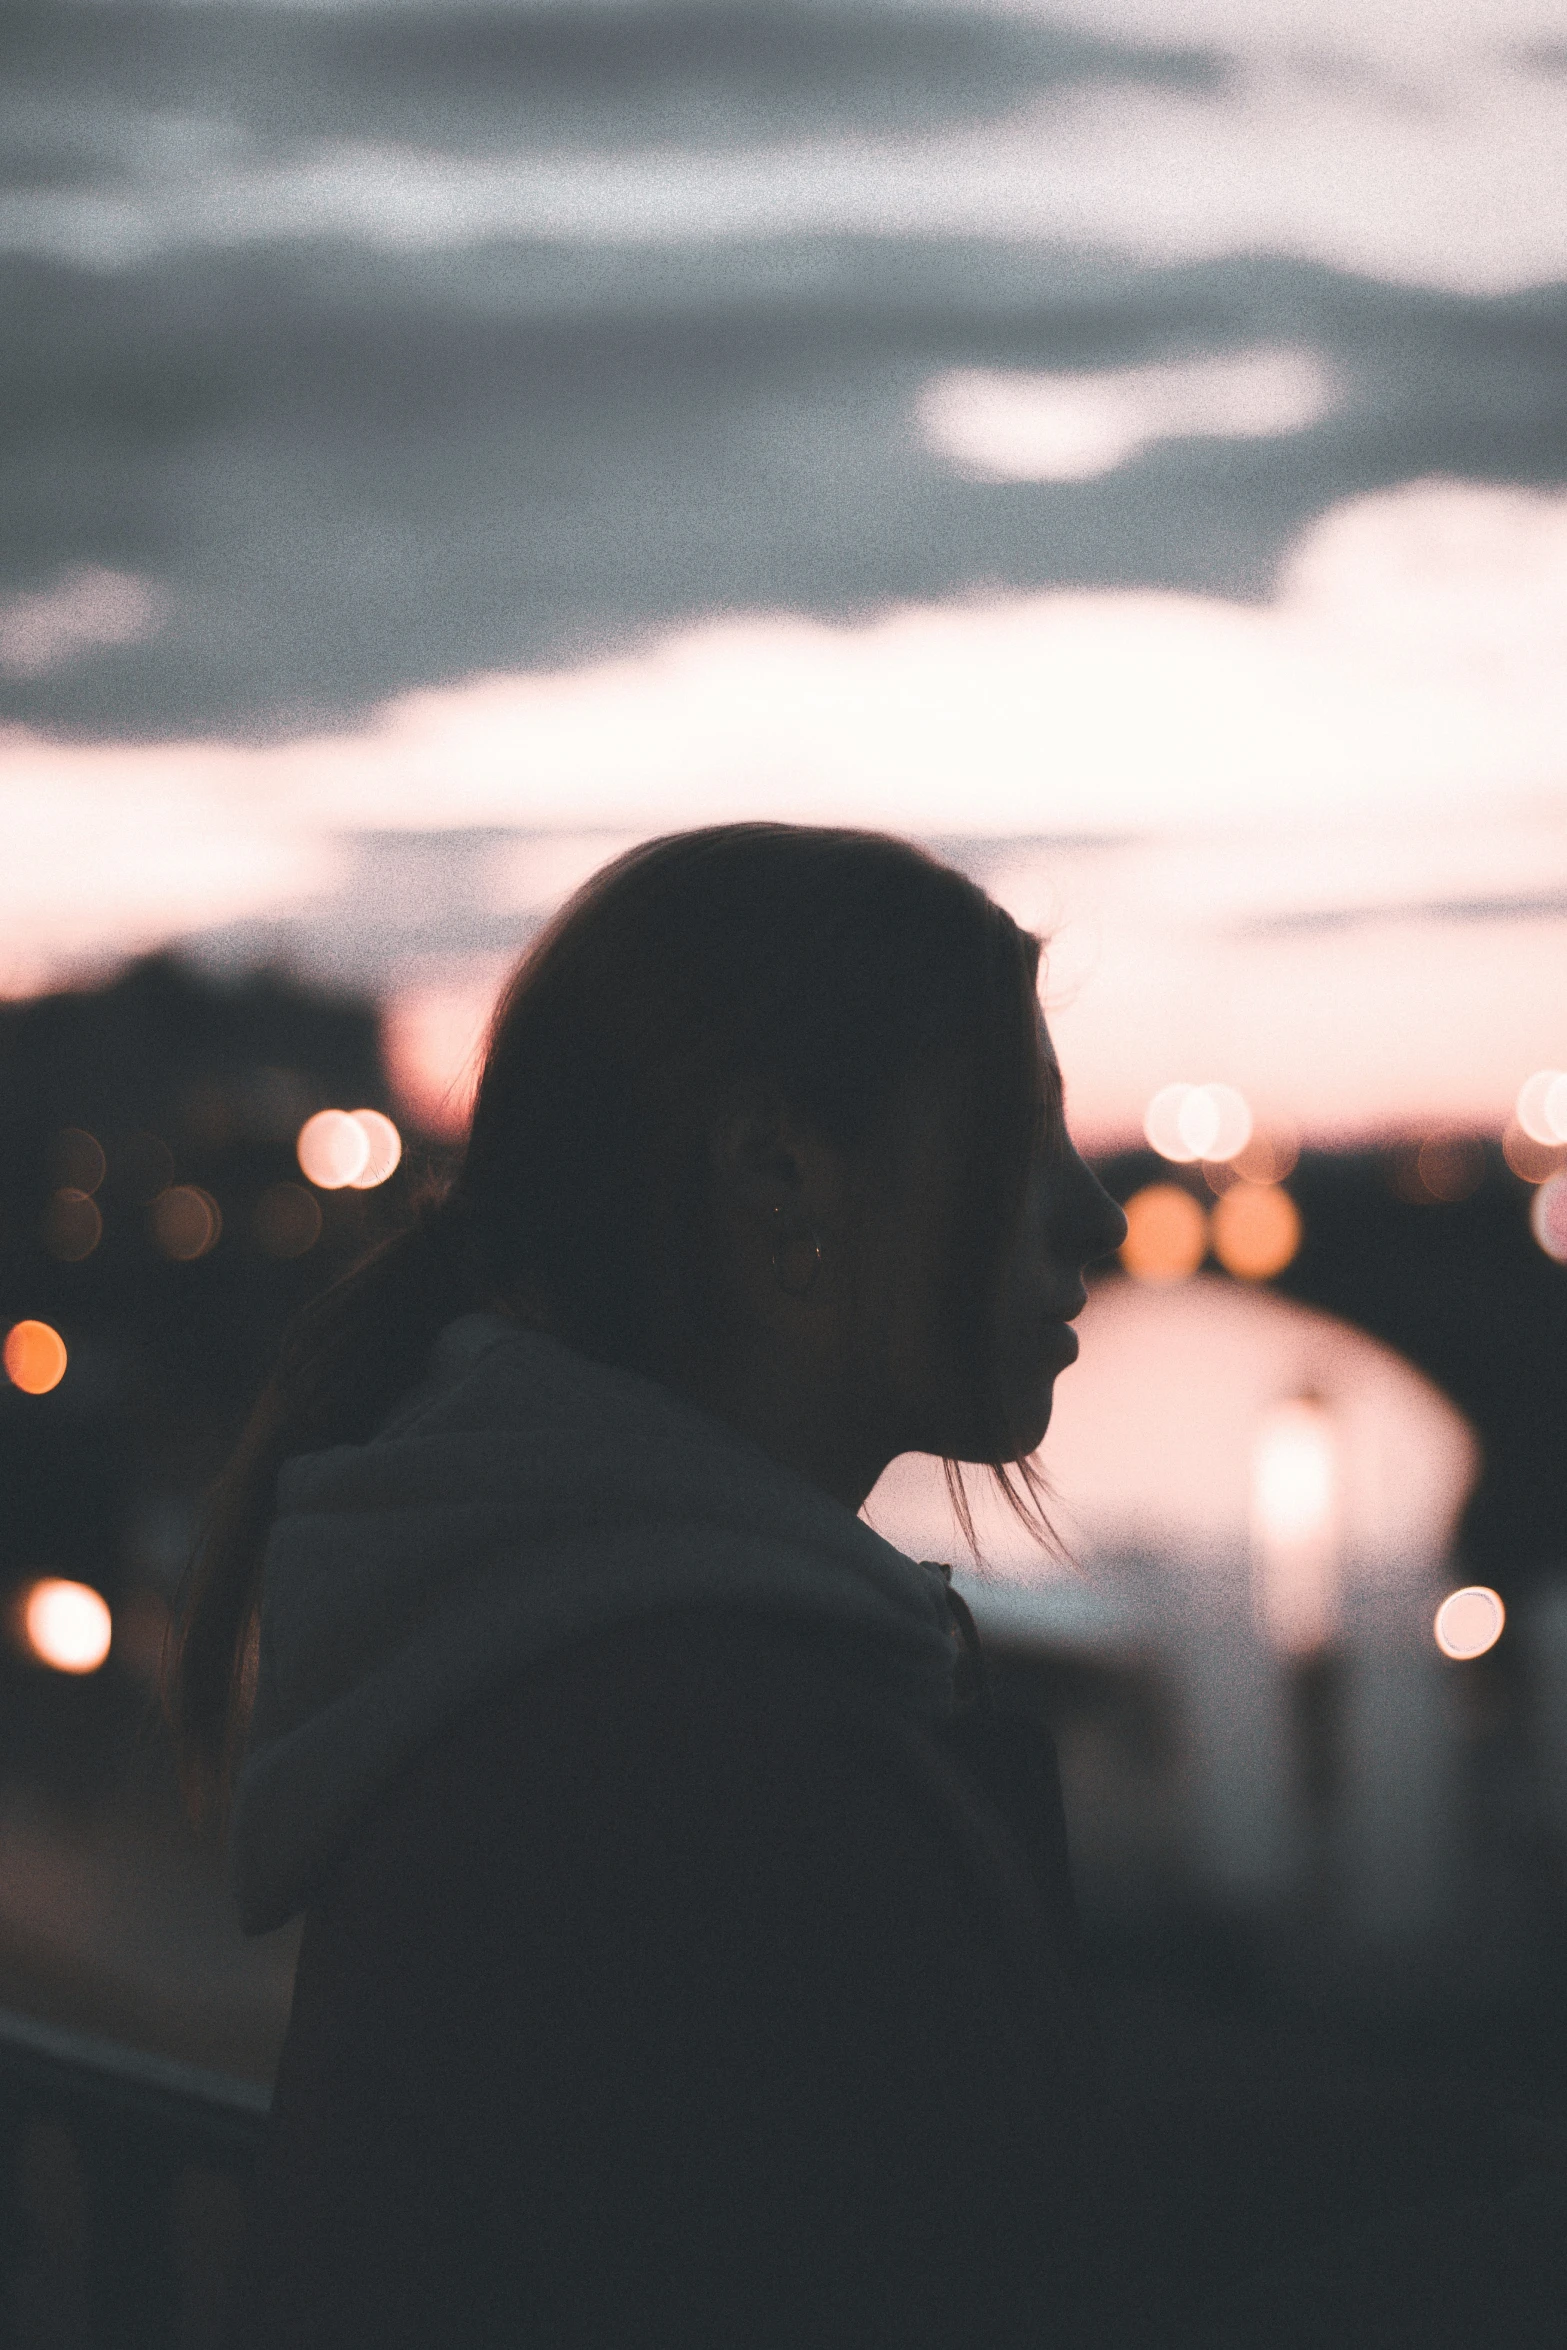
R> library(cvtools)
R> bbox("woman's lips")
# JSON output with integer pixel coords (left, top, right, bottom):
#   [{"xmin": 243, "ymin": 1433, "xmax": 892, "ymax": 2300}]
[{"xmin": 1043, "ymin": 1318, "xmax": 1080, "ymax": 1366}]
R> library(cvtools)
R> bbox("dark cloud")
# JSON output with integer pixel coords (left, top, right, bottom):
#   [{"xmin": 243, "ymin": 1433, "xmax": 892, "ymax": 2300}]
[
  {"xmin": 0, "ymin": 0, "xmax": 1225, "ymax": 169},
  {"xmin": 2, "ymin": 0, "xmax": 1565, "ymax": 743},
  {"xmin": 2, "ymin": 233, "xmax": 1565, "ymax": 743}
]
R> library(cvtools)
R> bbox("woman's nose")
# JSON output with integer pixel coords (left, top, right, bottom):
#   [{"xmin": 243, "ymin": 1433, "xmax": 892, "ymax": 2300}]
[{"xmin": 1070, "ymin": 1152, "xmax": 1127, "ymax": 1267}]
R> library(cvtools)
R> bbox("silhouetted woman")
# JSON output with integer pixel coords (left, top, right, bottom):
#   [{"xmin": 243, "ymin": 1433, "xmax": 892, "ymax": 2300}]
[{"xmin": 168, "ymin": 823, "xmax": 1129, "ymax": 2346}]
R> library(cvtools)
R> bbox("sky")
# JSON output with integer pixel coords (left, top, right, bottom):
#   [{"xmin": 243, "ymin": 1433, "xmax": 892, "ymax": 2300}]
[{"xmin": 2, "ymin": 0, "xmax": 1565, "ymax": 1140}]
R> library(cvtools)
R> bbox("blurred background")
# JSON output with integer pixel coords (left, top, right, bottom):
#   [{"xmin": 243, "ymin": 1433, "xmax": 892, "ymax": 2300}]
[{"xmin": 1, "ymin": 0, "xmax": 1566, "ymax": 2334}]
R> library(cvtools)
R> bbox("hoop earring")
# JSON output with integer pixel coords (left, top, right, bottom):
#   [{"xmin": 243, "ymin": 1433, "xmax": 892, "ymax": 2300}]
[{"xmin": 770, "ymin": 1209, "xmax": 823, "ymax": 1300}]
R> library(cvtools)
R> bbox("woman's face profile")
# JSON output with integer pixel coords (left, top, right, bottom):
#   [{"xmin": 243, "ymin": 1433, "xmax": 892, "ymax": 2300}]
[
  {"xmin": 703, "ymin": 1010, "xmax": 1128, "ymax": 1506},
  {"xmin": 867, "ymin": 1020, "xmax": 1127, "ymax": 1469},
  {"xmin": 985, "ymin": 1033, "xmax": 1129, "ymax": 1455}
]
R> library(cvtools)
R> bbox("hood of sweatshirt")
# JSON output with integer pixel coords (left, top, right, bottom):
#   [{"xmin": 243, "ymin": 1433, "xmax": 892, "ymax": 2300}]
[{"xmin": 229, "ymin": 1311, "xmax": 961, "ymax": 1933}]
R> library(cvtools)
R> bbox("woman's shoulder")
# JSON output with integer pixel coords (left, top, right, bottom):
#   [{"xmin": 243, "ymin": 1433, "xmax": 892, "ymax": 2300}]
[{"xmin": 301, "ymin": 1603, "xmax": 1071, "ymax": 1987}]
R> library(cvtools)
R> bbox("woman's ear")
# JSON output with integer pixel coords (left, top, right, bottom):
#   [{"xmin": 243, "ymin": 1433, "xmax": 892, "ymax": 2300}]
[{"xmin": 709, "ymin": 1086, "xmax": 819, "ymax": 1222}]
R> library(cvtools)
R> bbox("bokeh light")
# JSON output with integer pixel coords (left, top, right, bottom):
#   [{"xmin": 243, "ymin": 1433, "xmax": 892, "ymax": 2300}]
[
  {"xmin": 1416, "ymin": 1137, "xmax": 1485, "ymax": 1203},
  {"xmin": 1516, "ymin": 1070, "xmax": 1567, "ymax": 1146},
  {"xmin": 1502, "ymin": 1119, "xmax": 1567, "ymax": 1184},
  {"xmin": 1390, "ymin": 1136, "xmax": 1487, "ymax": 1205},
  {"xmin": 152, "ymin": 1184, "xmax": 221, "ymax": 1261},
  {"xmin": 53, "ymin": 1128, "xmax": 106, "ymax": 1194},
  {"xmin": 1211, "ymin": 1183, "xmax": 1302, "ymax": 1281},
  {"xmin": 252, "ymin": 1181, "xmax": 323, "ymax": 1259},
  {"xmin": 346, "ymin": 1109, "xmax": 402, "ymax": 1189},
  {"xmin": 42, "ymin": 1187, "xmax": 103, "ymax": 1261},
  {"xmin": 20, "ymin": 1578, "xmax": 112, "ymax": 1674},
  {"xmin": 1434, "ymin": 1585, "xmax": 1505, "ymax": 1661},
  {"xmin": 1120, "ymin": 1185, "xmax": 1208, "ymax": 1283},
  {"xmin": 1251, "ymin": 1398, "xmax": 1339, "ymax": 1653},
  {"xmin": 1144, "ymin": 1082, "xmax": 1252, "ymax": 1165},
  {"xmin": 1530, "ymin": 1172, "xmax": 1567, "ymax": 1264},
  {"xmin": 3, "ymin": 1320, "xmax": 67, "ymax": 1394},
  {"xmin": 297, "ymin": 1108, "xmax": 371, "ymax": 1188},
  {"xmin": 1229, "ymin": 1126, "xmax": 1300, "ymax": 1186}
]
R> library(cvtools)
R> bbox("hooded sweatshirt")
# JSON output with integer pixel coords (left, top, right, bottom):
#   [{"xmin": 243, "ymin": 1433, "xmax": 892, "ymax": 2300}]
[
  {"xmin": 227, "ymin": 1311, "xmax": 1103, "ymax": 2350},
  {"xmin": 231, "ymin": 1309, "xmax": 963, "ymax": 1935}
]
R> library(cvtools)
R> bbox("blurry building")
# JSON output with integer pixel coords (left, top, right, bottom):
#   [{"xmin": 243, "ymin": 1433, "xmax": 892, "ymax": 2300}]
[{"xmin": 868, "ymin": 1274, "xmax": 1484, "ymax": 1979}]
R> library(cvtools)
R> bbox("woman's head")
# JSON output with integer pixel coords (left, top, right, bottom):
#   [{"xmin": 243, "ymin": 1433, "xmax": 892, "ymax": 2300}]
[
  {"xmin": 454, "ymin": 823, "xmax": 1123, "ymax": 1500},
  {"xmin": 166, "ymin": 823, "xmax": 1124, "ymax": 1819}
]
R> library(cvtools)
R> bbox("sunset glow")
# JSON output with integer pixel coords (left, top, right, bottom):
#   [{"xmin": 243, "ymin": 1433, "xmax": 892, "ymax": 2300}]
[{"xmin": 5, "ymin": 474, "xmax": 1565, "ymax": 1144}]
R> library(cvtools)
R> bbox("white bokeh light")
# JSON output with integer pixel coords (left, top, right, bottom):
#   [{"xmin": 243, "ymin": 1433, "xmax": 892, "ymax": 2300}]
[
  {"xmin": 1517, "ymin": 1069, "xmax": 1567, "ymax": 1146},
  {"xmin": 1144, "ymin": 1081, "xmax": 1253, "ymax": 1163},
  {"xmin": 1434, "ymin": 1585, "xmax": 1505, "ymax": 1661},
  {"xmin": 22, "ymin": 1578, "xmax": 112, "ymax": 1675},
  {"xmin": 297, "ymin": 1108, "xmax": 371, "ymax": 1189},
  {"xmin": 347, "ymin": 1110, "xmax": 402, "ymax": 1189}
]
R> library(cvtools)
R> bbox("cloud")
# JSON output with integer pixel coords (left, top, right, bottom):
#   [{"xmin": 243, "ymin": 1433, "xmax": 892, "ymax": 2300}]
[
  {"xmin": 0, "ymin": 567, "xmax": 170, "ymax": 678},
  {"xmin": 2, "ymin": 4, "xmax": 1564, "ymax": 292},
  {"xmin": 916, "ymin": 345, "xmax": 1341, "ymax": 482},
  {"xmin": 3, "ymin": 476, "xmax": 1566, "ymax": 1143}
]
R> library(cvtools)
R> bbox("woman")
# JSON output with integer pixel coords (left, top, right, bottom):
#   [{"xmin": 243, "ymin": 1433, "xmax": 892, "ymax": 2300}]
[{"xmin": 168, "ymin": 823, "xmax": 1130, "ymax": 2346}]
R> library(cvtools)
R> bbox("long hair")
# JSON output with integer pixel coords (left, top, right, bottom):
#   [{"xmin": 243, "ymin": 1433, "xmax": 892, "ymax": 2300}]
[{"xmin": 163, "ymin": 825, "xmax": 1056, "ymax": 1826}]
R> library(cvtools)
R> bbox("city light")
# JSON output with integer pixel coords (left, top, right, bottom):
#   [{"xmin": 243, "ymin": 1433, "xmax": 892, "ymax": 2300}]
[
  {"xmin": 1210, "ymin": 1183, "xmax": 1302, "ymax": 1281},
  {"xmin": 3, "ymin": 1320, "xmax": 67, "ymax": 1394},
  {"xmin": 1229, "ymin": 1127, "xmax": 1300, "ymax": 1186},
  {"xmin": 1434, "ymin": 1585, "xmax": 1505, "ymax": 1661},
  {"xmin": 20, "ymin": 1578, "xmax": 112, "ymax": 1674},
  {"xmin": 53, "ymin": 1128, "xmax": 106, "ymax": 1194},
  {"xmin": 1531, "ymin": 1173, "xmax": 1567, "ymax": 1264},
  {"xmin": 296, "ymin": 1108, "xmax": 369, "ymax": 1188},
  {"xmin": 346, "ymin": 1110, "xmax": 402, "ymax": 1189},
  {"xmin": 151, "ymin": 1184, "xmax": 222, "ymax": 1261},
  {"xmin": 253, "ymin": 1181, "xmax": 323, "ymax": 1259},
  {"xmin": 296, "ymin": 1108, "xmax": 401, "ymax": 1189},
  {"xmin": 1144, "ymin": 1083, "xmax": 1253, "ymax": 1165},
  {"xmin": 1120, "ymin": 1185, "xmax": 1207, "ymax": 1283},
  {"xmin": 42, "ymin": 1187, "xmax": 103, "ymax": 1261},
  {"xmin": 1516, "ymin": 1070, "xmax": 1567, "ymax": 1147},
  {"xmin": 1251, "ymin": 1397, "xmax": 1339, "ymax": 1653},
  {"xmin": 1502, "ymin": 1119, "xmax": 1567, "ymax": 1184}
]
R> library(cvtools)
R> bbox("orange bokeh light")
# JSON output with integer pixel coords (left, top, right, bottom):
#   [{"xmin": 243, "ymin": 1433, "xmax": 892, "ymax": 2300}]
[
  {"xmin": 3, "ymin": 1320, "xmax": 68, "ymax": 1394},
  {"xmin": 1120, "ymin": 1184, "xmax": 1208, "ymax": 1283},
  {"xmin": 21, "ymin": 1578, "xmax": 112, "ymax": 1674},
  {"xmin": 1211, "ymin": 1182, "xmax": 1302, "ymax": 1280}
]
